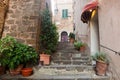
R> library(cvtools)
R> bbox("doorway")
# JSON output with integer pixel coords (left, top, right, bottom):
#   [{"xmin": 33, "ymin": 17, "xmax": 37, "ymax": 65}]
[{"xmin": 61, "ymin": 31, "xmax": 68, "ymax": 42}]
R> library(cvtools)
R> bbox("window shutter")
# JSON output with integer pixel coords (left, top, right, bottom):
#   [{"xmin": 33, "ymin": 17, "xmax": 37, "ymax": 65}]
[
  {"xmin": 62, "ymin": 10, "xmax": 64, "ymax": 18},
  {"xmin": 65, "ymin": 9, "xmax": 68, "ymax": 18},
  {"xmin": 62, "ymin": 9, "xmax": 68, "ymax": 18}
]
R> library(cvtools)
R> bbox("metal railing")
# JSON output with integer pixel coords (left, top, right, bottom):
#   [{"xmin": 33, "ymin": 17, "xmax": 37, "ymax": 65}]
[
  {"xmin": 100, "ymin": 45, "xmax": 120, "ymax": 55},
  {"xmin": 100, "ymin": 44, "xmax": 120, "ymax": 80}
]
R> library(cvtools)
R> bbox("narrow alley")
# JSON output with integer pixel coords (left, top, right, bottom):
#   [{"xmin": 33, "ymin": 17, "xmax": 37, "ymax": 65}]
[{"xmin": 0, "ymin": 0, "xmax": 120, "ymax": 80}]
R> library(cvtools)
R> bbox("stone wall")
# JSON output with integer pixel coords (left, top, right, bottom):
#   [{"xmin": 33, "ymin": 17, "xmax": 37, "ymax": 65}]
[
  {"xmin": 53, "ymin": 0, "xmax": 73, "ymax": 41},
  {"xmin": 2, "ymin": 0, "xmax": 43, "ymax": 51}
]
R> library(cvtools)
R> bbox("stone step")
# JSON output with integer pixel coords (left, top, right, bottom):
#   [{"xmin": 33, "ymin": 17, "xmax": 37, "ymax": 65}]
[
  {"xmin": 0, "ymin": 65, "xmax": 110, "ymax": 80},
  {"xmin": 52, "ymin": 60, "xmax": 92, "ymax": 65},
  {"xmin": 38, "ymin": 65, "xmax": 94, "ymax": 72},
  {"xmin": 52, "ymin": 53, "xmax": 90, "ymax": 60},
  {"xmin": 56, "ymin": 50, "xmax": 80, "ymax": 53}
]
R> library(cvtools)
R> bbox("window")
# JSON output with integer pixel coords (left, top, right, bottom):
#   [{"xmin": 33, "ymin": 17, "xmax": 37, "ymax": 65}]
[
  {"xmin": 62, "ymin": 9, "xmax": 68, "ymax": 18},
  {"xmin": 46, "ymin": 2, "xmax": 48, "ymax": 8}
]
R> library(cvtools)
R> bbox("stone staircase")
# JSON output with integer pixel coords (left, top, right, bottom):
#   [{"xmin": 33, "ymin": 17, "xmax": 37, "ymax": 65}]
[
  {"xmin": 0, "ymin": 42, "xmax": 110, "ymax": 80},
  {"xmin": 51, "ymin": 42, "xmax": 91, "ymax": 65}
]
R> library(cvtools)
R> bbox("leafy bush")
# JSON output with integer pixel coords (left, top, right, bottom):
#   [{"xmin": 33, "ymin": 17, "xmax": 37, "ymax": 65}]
[
  {"xmin": 0, "ymin": 36, "xmax": 38, "ymax": 69},
  {"xmin": 0, "ymin": 36, "xmax": 17, "ymax": 67}
]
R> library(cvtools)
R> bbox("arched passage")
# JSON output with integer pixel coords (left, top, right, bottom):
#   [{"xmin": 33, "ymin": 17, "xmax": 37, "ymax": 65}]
[{"xmin": 61, "ymin": 31, "xmax": 68, "ymax": 42}]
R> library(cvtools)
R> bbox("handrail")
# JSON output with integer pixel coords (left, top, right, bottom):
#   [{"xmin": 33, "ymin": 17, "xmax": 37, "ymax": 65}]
[{"xmin": 100, "ymin": 45, "xmax": 120, "ymax": 55}]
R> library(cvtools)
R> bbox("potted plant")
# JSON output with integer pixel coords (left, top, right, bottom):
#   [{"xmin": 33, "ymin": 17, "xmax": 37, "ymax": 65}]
[
  {"xmin": 40, "ymin": 50, "xmax": 51, "ymax": 65},
  {"xmin": 0, "ymin": 35, "xmax": 21, "ymax": 75},
  {"xmin": 20, "ymin": 45, "xmax": 38, "ymax": 77},
  {"xmin": 40, "ymin": 9, "xmax": 58, "ymax": 65},
  {"xmin": 74, "ymin": 41, "xmax": 81, "ymax": 50},
  {"xmin": 79, "ymin": 42, "xmax": 86, "ymax": 52},
  {"xmin": 69, "ymin": 32, "xmax": 75, "ymax": 43},
  {"xmin": 92, "ymin": 52, "xmax": 109, "ymax": 76},
  {"xmin": 0, "ymin": 35, "xmax": 38, "ymax": 76},
  {"xmin": 74, "ymin": 41, "xmax": 86, "ymax": 52},
  {"xmin": 13, "ymin": 42, "xmax": 38, "ymax": 77}
]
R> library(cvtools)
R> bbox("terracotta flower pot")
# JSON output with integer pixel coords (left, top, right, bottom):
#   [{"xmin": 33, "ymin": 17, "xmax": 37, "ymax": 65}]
[
  {"xmin": 96, "ymin": 60, "xmax": 108, "ymax": 76},
  {"xmin": 9, "ymin": 64, "xmax": 23, "ymax": 76},
  {"xmin": 21, "ymin": 68, "xmax": 33, "ymax": 77},
  {"xmin": 80, "ymin": 46, "xmax": 85, "ymax": 52},
  {"xmin": 0, "ymin": 66, "xmax": 5, "ymax": 75},
  {"xmin": 69, "ymin": 38, "xmax": 75, "ymax": 43},
  {"xmin": 40, "ymin": 54, "xmax": 50, "ymax": 65},
  {"xmin": 9, "ymin": 69, "xmax": 20, "ymax": 76}
]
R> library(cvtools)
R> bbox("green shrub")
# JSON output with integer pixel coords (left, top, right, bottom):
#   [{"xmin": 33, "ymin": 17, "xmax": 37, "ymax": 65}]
[
  {"xmin": 40, "ymin": 9, "xmax": 58, "ymax": 55},
  {"xmin": 0, "ymin": 36, "xmax": 38, "ymax": 69}
]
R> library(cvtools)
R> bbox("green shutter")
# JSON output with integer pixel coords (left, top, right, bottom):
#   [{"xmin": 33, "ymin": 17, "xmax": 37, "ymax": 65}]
[
  {"xmin": 62, "ymin": 9, "xmax": 68, "ymax": 18},
  {"xmin": 65, "ymin": 9, "xmax": 68, "ymax": 18},
  {"xmin": 62, "ymin": 10, "xmax": 64, "ymax": 18}
]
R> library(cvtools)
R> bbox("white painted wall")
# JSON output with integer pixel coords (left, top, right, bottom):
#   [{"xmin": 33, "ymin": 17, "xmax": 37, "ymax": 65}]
[{"xmin": 90, "ymin": 11, "xmax": 99, "ymax": 55}]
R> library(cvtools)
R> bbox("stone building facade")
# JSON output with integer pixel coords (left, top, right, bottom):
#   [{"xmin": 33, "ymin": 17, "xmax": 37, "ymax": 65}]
[
  {"xmin": 0, "ymin": 0, "xmax": 51, "ymax": 52},
  {"xmin": 52, "ymin": 0, "xmax": 73, "ymax": 42}
]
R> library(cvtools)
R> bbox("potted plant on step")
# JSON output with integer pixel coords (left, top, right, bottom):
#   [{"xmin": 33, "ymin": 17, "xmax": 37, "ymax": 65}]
[
  {"xmin": 92, "ymin": 52, "xmax": 109, "ymax": 76},
  {"xmin": 69, "ymin": 32, "xmax": 75, "ymax": 43},
  {"xmin": 40, "ymin": 50, "xmax": 51, "ymax": 65},
  {"xmin": 40, "ymin": 9, "xmax": 58, "ymax": 65},
  {"xmin": 74, "ymin": 41, "xmax": 86, "ymax": 52},
  {"xmin": 79, "ymin": 42, "xmax": 86, "ymax": 52}
]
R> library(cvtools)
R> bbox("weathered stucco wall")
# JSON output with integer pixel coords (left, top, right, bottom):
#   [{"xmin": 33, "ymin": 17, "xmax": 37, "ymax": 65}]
[
  {"xmin": 2, "ymin": 0, "xmax": 42, "ymax": 50},
  {"xmin": 98, "ymin": 0, "xmax": 120, "ymax": 79},
  {"xmin": 73, "ymin": 0, "xmax": 89, "ymax": 44}
]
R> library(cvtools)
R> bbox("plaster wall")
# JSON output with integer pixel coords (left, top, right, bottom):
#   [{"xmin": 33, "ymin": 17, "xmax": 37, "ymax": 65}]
[
  {"xmin": 73, "ymin": 0, "xmax": 90, "ymax": 44},
  {"xmin": 98, "ymin": 0, "xmax": 120, "ymax": 79}
]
